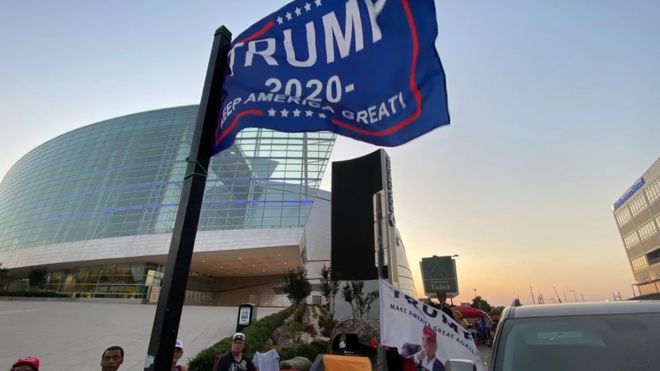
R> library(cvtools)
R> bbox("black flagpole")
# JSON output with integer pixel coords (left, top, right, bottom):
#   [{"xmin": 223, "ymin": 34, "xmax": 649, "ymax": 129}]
[{"xmin": 144, "ymin": 26, "xmax": 232, "ymax": 371}]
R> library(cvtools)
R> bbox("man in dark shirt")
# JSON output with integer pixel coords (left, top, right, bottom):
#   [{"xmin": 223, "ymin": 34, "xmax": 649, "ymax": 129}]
[
  {"xmin": 213, "ymin": 332, "xmax": 257, "ymax": 371},
  {"xmin": 100, "ymin": 346, "xmax": 124, "ymax": 371}
]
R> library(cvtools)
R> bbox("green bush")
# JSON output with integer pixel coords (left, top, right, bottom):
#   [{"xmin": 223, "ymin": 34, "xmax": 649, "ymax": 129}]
[
  {"xmin": 318, "ymin": 312, "xmax": 336, "ymax": 337},
  {"xmin": 277, "ymin": 340, "xmax": 329, "ymax": 362},
  {"xmin": 187, "ymin": 307, "xmax": 293, "ymax": 371},
  {"xmin": 285, "ymin": 321, "xmax": 304, "ymax": 337},
  {"xmin": 0, "ymin": 290, "xmax": 68, "ymax": 298}
]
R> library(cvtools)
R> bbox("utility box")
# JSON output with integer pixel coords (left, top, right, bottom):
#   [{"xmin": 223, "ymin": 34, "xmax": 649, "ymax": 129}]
[{"xmin": 236, "ymin": 304, "xmax": 256, "ymax": 332}]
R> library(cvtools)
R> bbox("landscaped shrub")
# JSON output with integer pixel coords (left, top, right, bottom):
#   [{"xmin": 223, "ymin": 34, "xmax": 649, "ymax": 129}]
[
  {"xmin": 277, "ymin": 339, "xmax": 329, "ymax": 362},
  {"xmin": 0, "ymin": 290, "xmax": 68, "ymax": 298},
  {"xmin": 318, "ymin": 312, "xmax": 336, "ymax": 337},
  {"xmin": 284, "ymin": 321, "xmax": 305, "ymax": 338}
]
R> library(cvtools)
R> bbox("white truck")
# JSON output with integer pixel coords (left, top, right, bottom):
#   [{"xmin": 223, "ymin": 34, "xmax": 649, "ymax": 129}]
[{"xmin": 445, "ymin": 300, "xmax": 660, "ymax": 371}]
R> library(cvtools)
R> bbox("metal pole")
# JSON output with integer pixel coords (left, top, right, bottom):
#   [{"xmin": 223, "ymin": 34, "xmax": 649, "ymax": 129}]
[
  {"xmin": 374, "ymin": 150, "xmax": 397, "ymax": 371},
  {"xmin": 373, "ymin": 190, "xmax": 388, "ymax": 371},
  {"xmin": 373, "ymin": 191, "xmax": 386, "ymax": 280},
  {"xmin": 143, "ymin": 26, "xmax": 232, "ymax": 371},
  {"xmin": 553, "ymin": 286, "xmax": 562, "ymax": 303}
]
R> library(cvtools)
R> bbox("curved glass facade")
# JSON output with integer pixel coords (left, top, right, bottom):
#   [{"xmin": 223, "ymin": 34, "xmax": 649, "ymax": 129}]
[{"xmin": 0, "ymin": 106, "xmax": 335, "ymax": 254}]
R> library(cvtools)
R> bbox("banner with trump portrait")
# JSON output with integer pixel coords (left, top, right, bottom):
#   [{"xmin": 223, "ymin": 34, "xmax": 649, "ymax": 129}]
[{"xmin": 379, "ymin": 280, "xmax": 484, "ymax": 371}]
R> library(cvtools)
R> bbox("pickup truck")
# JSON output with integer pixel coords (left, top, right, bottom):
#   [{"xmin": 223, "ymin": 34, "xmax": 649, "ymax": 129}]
[{"xmin": 445, "ymin": 300, "xmax": 660, "ymax": 371}]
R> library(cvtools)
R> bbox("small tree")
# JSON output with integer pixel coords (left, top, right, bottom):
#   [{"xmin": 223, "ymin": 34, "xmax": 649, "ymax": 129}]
[
  {"xmin": 283, "ymin": 266, "xmax": 312, "ymax": 307},
  {"xmin": 320, "ymin": 265, "xmax": 341, "ymax": 317},
  {"xmin": 471, "ymin": 296, "xmax": 493, "ymax": 312},
  {"xmin": 342, "ymin": 280, "xmax": 379, "ymax": 325}
]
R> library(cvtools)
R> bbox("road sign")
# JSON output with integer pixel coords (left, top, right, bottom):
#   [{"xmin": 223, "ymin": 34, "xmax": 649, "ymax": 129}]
[{"xmin": 420, "ymin": 256, "xmax": 458, "ymax": 297}]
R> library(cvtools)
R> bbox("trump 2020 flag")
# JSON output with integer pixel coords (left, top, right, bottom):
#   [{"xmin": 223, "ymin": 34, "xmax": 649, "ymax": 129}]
[
  {"xmin": 379, "ymin": 280, "xmax": 484, "ymax": 371},
  {"xmin": 213, "ymin": 0, "xmax": 449, "ymax": 154}
]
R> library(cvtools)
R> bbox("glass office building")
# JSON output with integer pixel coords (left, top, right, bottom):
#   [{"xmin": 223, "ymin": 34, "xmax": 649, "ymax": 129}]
[
  {"xmin": 612, "ymin": 157, "xmax": 660, "ymax": 296},
  {"xmin": 0, "ymin": 106, "xmax": 335, "ymax": 304}
]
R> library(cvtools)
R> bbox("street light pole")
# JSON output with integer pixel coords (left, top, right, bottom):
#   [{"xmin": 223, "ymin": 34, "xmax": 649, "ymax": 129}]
[
  {"xmin": 450, "ymin": 255, "xmax": 459, "ymax": 306},
  {"xmin": 449, "ymin": 254, "xmax": 459, "ymax": 307},
  {"xmin": 473, "ymin": 288, "xmax": 477, "ymax": 299},
  {"xmin": 143, "ymin": 26, "xmax": 232, "ymax": 371}
]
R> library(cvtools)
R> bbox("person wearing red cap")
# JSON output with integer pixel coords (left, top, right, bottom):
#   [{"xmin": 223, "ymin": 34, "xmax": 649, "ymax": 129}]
[
  {"xmin": 11, "ymin": 356, "xmax": 39, "ymax": 371},
  {"xmin": 413, "ymin": 325, "xmax": 445, "ymax": 371}
]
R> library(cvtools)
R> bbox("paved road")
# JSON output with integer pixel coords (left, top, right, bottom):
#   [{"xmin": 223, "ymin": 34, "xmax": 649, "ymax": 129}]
[
  {"xmin": 0, "ymin": 300, "xmax": 281, "ymax": 371},
  {"xmin": 478, "ymin": 344, "xmax": 492, "ymax": 365}
]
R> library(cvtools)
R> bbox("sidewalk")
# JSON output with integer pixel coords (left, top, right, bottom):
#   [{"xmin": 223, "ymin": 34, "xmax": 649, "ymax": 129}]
[{"xmin": 0, "ymin": 300, "xmax": 281, "ymax": 370}]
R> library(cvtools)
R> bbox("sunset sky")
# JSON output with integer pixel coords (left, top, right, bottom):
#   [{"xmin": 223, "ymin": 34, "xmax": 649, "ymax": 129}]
[{"xmin": 1, "ymin": 0, "xmax": 659, "ymax": 305}]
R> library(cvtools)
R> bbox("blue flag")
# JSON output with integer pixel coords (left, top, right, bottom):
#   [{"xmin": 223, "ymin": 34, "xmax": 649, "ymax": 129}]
[{"xmin": 213, "ymin": 0, "xmax": 449, "ymax": 155}]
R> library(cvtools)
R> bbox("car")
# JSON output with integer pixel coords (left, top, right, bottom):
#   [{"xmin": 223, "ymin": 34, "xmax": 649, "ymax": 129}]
[{"xmin": 445, "ymin": 300, "xmax": 660, "ymax": 371}]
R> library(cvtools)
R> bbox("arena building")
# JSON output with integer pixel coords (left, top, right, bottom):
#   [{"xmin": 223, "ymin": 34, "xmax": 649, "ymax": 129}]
[{"xmin": 0, "ymin": 105, "xmax": 415, "ymax": 306}]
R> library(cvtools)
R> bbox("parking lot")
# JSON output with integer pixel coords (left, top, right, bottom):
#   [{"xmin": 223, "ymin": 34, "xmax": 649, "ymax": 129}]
[
  {"xmin": 0, "ymin": 299, "xmax": 280, "ymax": 370},
  {"xmin": 1, "ymin": 299, "xmax": 493, "ymax": 370}
]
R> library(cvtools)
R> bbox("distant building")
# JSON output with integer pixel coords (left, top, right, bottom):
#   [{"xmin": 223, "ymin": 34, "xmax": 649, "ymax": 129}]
[{"xmin": 612, "ymin": 157, "xmax": 660, "ymax": 296}]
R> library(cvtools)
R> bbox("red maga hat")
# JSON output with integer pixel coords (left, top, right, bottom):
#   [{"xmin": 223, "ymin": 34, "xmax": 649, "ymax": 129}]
[
  {"xmin": 423, "ymin": 325, "xmax": 436, "ymax": 342},
  {"xmin": 12, "ymin": 356, "xmax": 40, "ymax": 370}
]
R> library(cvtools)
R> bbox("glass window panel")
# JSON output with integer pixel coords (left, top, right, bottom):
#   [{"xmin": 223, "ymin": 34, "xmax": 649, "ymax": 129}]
[{"xmin": 0, "ymin": 106, "xmax": 333, "ymax": 251}]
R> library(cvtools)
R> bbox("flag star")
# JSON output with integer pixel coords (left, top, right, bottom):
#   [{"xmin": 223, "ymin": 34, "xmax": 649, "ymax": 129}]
[
  {"xmin": 281, "ymin": 109, "xmax": 289, "ymax": 117},
  {"xmin": 285, "ymin": 12, "xmax": 293, "ymax": 20},
  {"xmin": 315, "ymin": 0, "xmax": 322, "ymax": 7},
  {"xmin": 304, "ymin": 3, "xmax": 312, "ymax": 11},
  {"xmin": 295, "ymin": 7, "xmax": 302, "ymax": 16},
  {"xmin": 318, "ymin": 112, "xmax": 327, "ymax": 119},
  {"xmin": 293, "ymin": 109, "xmax": 301, "ymax": 117},
  {"xmin": 276, "ymin": 16, "xmax": 284, "ymax": 25},
  {"xmin": 268, "ymin": 108, "xmax": 276, "ymax": 117},
  {"xmin": 305, "ymin": 110, "xmax": 314, "ymax": 117}
]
